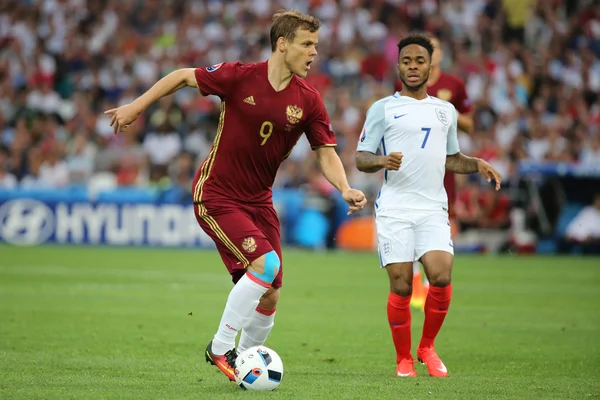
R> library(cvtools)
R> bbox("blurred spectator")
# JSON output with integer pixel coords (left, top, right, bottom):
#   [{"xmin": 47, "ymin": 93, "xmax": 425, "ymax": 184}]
[
  {"xmin": 26, "ymin": 77, "xmax": 61, "ymax": 115},
  {"xmin": 455, "ymin": 180, "xmax": 482, "ymax": 231},
  {"xmin": 0, "ymin": 145, "xmax": 17, "ymax": 188},
  {"xmin": 580, "ymin": 134, "xmax": 600, "ymax": 165},
  {"xmin": 20, "ymin": 146, "xmax": 44, "ymax": 189},
  {"xmin": 66, "ymin": 132, "xmax": 96, "ymax": 184},
  {"xmin": 142, "ymin": 119, "xmax": 182, "ymax": 168},
  {"xmin": 170, "ymin": 151, "xmax": 195, "ymax": 192},
  {"xmin": 38, "ymin": 142, "xmax": 69, "ymax": 188},
  {"xmin": 560, "ymin": 193, "xmax": 600, "ymax": 254},
  {"xmin": 478, "ymin": 185, "xmax": 511, "ymax": 230}
]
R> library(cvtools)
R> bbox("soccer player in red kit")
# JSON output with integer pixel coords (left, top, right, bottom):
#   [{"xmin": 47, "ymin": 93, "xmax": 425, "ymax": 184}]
[
  {"xmin": 394, "ymin": 34, "xmax": 474, "ymax": 310},
  {"xmin": 105, "ymin": 10, "xmax": 367, "ymax": 382}
]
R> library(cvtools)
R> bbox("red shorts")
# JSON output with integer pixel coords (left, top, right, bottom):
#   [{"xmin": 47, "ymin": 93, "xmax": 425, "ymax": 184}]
[
  {"xmin": 444, "ymin": 173, "xmax": 456, "ymax": 217},
  {"xmin": 194, "ymin": 199, "xmax": 283, "ymax": 288}
]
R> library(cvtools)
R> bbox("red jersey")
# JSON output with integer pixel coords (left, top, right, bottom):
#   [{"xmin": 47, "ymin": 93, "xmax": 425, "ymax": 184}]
[
  {"xmin": 394, "ymin": 71, "xmax": 472, "ymax": 114},
  {"xmin": 192, "ymin": 61, "xmax": 336, "ymax": 205}
]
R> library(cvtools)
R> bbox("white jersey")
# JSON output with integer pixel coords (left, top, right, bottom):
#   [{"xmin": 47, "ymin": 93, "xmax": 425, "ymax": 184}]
[{"xmin": 357, "ymin": 92, "xmax": 460, "ymax": 214}]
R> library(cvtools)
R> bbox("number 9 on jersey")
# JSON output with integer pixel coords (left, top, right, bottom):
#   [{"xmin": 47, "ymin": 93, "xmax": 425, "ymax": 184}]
[{"xmin": 260, "ymin": 121, "xmax": 274, "ymax": 146}]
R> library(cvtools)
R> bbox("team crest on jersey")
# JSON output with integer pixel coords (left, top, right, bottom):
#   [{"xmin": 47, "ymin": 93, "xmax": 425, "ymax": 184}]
[
  {"xmin": 359, "ymin": 127, "xmax": 367, "ymax": 143},
  {"xmin": 286, "ymin": 105, "xmax": 303, "ymax": 124},
  {"xmin": 206, "ymin": 63, "xmax": 223, "ymax": 72},
  {"xmin": 437, "ymin": 89, "xmax": 452, "ymax": 101},
  {"xmin": 242, "ymin": 237, "xmax": 257, "ymax": 253},
  {"xmin": 435, "ymin": 108, "xmax": 449, "ymax": 125}
]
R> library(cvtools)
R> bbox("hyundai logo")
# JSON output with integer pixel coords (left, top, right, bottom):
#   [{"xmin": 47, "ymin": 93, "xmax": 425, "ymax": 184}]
[{"xmin": 0, "ymin": 199, "xmax": 55, "ymax": 246}]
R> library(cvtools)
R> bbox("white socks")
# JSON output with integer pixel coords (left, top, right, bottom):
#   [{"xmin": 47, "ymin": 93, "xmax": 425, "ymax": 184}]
[
  {"xmin": 238, "ymin": 308, "xmax": 276, "ymax": 353},
  {"xmin": 211, "ymin": 273, "xmax": 269, "ymax": 355}
]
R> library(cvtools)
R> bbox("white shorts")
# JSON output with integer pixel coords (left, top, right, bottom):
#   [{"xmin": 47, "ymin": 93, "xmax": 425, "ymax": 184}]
[{"xmin": 376, "ymin": 210, "xmax": 454, "ymax": 266}]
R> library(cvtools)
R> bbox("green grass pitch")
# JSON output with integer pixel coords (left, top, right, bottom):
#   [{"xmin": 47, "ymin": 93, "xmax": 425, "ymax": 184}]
[{"xmin": 0, "ymin": 245, "xmax": 599, "ymax": 399}]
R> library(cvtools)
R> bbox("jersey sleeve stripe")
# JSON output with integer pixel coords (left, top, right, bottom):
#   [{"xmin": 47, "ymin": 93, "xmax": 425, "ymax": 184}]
[
  {"xmin": 196, "ymin": 204, "xmax": 250, "ymax": 266},
  {"xmin": 311, "ymin": 144, "xmax": 337, "ymax": 150},
  {"xmin": 193, "ymin": 102, "xmax": 226, "ymax": 203},
  {"xmin": 381, "ymin": 138, "xmax": 388, "ymax": 183}
]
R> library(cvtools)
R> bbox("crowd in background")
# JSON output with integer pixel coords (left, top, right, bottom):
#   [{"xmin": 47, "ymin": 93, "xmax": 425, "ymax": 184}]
[{"xmin": 0, "ymin": 0, "xmax": 599, "ymax": 238}]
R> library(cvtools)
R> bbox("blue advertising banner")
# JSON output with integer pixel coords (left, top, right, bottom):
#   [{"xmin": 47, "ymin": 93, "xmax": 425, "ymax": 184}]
[
  {"xmin": 518, "ymin": 162, "xmax": 600, "ymax": 177},
  {"xmin": 0, "ymin": 187, "xmax": 354, "ymax": 249},
  {"xmin": 0, "ymin": 199, "xmax": 215, "ymax": 248}
]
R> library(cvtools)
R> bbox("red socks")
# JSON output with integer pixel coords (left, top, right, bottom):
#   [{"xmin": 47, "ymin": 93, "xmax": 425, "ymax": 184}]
[
  {"xmin": 419, "ymin": 284, "xmax": 452, "ymax": 349},
  {"xmin": 388, "ymin": 284, "xmax": 453, "ymax": 363},
  {"xmin": 387, "ymin": 292, "xmax": 412, "ymax": 363}
]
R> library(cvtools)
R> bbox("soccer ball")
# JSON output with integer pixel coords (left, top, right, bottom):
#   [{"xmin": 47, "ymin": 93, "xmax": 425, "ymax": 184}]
[{"xmin": 235, "ymin": 346, "xmax": 284, "ymax": 391}]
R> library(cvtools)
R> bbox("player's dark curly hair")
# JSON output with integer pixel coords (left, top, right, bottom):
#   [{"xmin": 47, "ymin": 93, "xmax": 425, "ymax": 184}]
[
  {"xmin": 397, "ymin": 33, "xmax": 434, "ymax": 60},
  {"xmin": 270, "ymin": 9, "xmax": 321, "ymax": 52}
]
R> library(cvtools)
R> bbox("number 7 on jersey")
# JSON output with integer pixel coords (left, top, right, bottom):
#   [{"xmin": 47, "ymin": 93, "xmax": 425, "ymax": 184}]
[{"xmin": 421, "ymin": 127, "xmax": 431, "ymax": 149}]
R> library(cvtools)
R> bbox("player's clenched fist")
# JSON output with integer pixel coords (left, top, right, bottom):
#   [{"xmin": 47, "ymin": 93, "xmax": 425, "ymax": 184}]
[
  {"xmin": 383, "ymin": 152, "xmax": 403, "ymax": 170},
  {"xmin": 104, "ymin": 103, "xmax": 143, "ymax": 135},
  {"xmin": 341, "ymin": 188, "xmax": 367, "ymax": 215}
]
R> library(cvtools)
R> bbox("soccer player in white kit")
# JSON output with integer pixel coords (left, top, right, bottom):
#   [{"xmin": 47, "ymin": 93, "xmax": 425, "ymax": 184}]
[{"xmin": 355, "ymin": 34, "xmax": 502, "ymax": 378}]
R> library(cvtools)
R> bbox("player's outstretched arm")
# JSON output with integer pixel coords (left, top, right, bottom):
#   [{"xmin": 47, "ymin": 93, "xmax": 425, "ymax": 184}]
[
  {"xmin": 446, "ymin": 152, "xmax": 502, "ymax": 190},
  {"xmin": 355, "ymin": 151, "xmax": 403, "ymax": 173},
  {"xmin": 104, "ymin": 68, "xmax": 197, "ymax": 134},
  {"xmin": 316, "ymin": 147, "xmax": 367, "ymax": 215}
]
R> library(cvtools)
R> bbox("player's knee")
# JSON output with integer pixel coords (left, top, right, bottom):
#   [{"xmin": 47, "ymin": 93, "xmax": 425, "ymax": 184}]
[
  {"xmin": 421, "ymin": 252, "xmax": 453, "ymax": 287},
  {"xmin": 390, "ymin": 282, "xmax": 412, "ymax": 296},
  {"xmin": 428, "ymin": 271, "xmax": 452, "ymax": 287},
  {"xmin": 389, "ymin": 276, "xmax": 412, "ymax": 296},
  {"xmin": 386, "ymin": 263, "xmax": 413, "ymax": 296},
  {"xmin": 248, "ymin": 250, "xmax": 280, "ymax": 284}
]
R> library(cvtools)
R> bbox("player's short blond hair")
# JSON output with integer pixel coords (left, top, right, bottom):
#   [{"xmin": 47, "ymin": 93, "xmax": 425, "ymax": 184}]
[{"xmin": 270, "ymin": 10, "xmax": 320, "ymax": 52}]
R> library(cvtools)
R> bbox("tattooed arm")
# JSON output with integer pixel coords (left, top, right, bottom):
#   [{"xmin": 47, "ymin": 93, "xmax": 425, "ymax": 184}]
[
  {"xmin": 356, "ymin": 152, "xmax": 384, "ymax": 173},
  {"xmin": 446, "ymin": 152, "xmax": 503, "ymax": 190},
  {"xmin": 445, "ymin": 152, "xmax": 479, "ymax": 174},
  {"xmin": 356, "ymin": 151, "xmax": 403, "ymax": 173}
]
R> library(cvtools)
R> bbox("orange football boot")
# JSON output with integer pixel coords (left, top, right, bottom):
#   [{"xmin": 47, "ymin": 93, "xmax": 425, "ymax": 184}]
[
  {"xmin": 205, "ymin": 341, "xmax": 237, "ymax": 381},
  {"xmin": 396, "ymin": 357, "xmax": 418, "ymax": 377},
  {"xmin": 417, "ymin": 346, "xmax": 448, "ymax": 377}
]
